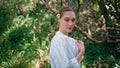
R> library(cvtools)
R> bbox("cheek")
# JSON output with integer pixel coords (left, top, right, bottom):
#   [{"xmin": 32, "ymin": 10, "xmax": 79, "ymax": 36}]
[
  {"xmin": 61, "ymin": 20, "xmax": 67, "ymax": 26},
  {"xmin": 62, "ymin": 23, "xmax": 67, "ymax": 29},
  {"xmin": 60, "ymin": 21, "xmax": 66, "ymax": 28}
]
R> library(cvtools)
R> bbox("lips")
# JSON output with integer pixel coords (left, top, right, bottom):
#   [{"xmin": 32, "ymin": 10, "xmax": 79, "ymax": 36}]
[{"xmin": 68, "ymin": 27, "xmax": 72, "ymax": 30}]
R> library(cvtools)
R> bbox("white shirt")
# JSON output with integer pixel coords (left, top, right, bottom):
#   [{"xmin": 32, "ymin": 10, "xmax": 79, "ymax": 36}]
[{"xmin": 50, "ymin": 31, "xmax": 83, "ymax": 68}]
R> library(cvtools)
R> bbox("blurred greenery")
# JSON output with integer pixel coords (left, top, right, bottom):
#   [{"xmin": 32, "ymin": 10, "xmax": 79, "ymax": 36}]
[{"xmin": 0, "ymin": 0, "xmax": 120, "ymax": 68}]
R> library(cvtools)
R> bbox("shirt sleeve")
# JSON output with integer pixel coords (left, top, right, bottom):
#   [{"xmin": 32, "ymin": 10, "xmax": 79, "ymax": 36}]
[{"xmin": 49, "ymin": 38, "xmax": 80, "ymax": 68}]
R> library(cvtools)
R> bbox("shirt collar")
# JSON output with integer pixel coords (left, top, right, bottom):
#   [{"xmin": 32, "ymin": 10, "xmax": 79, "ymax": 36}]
[{"xmin": 56, "ymin": 31, "xmax": 68, "ymax": 38}]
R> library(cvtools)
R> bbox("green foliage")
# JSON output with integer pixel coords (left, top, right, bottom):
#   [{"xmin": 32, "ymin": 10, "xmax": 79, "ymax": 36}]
[
  {"xmin": 0, "ymin": 0, "xmax": 57, "ymax": 67},
  {"xmin": 84, "ymin": 44, "xmax": 116, "ymax": 67}
]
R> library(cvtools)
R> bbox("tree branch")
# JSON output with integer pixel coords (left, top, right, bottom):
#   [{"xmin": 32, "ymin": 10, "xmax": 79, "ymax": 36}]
[
  {"xmin": 109, "ymin": 35, "xmax": 120, "ymax": 39},
  {"xmin": 75, "ymin": 25, "xmax": 106, "ymax": 44},
  {"xmin": 75, "ymin": 25, "xmax": 120, "ymax": 44},
  {"xmin": 107, "ymin": 27, "xmax": 120, "ymax": 31}
]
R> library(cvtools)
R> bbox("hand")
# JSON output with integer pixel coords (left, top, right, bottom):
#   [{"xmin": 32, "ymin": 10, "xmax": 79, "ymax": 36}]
[
  {"xmin": 76, "ymin": 40, "xmax": 85, "ymax": 52},
  {"xmin": 76, "ymin": 40, "xmax": 85, "ymax": 62}
]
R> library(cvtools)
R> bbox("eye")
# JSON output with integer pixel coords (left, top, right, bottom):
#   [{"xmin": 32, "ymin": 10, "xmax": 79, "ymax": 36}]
[
  {"xmin": 64, "ymin": 18, "xmax": 69, "ymax": 22},
  {"xmin": 72, "ymin": 18, "xmax": 75, "ymax": 22}
]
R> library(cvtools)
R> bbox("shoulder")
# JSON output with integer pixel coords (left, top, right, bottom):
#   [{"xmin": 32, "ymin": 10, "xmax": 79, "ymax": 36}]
[
  {"xmin": 51, "ymin": 31, "xmax": 67, "ymax": 42},
  {"xmin": 69, "ymin": 37, "xmax": 84, "ymax": 43},
  {"xmin": 50, "ymin": 32, "xmax": 67, "ymax": 47},
  {"xmin": 68, "ymin": 37, "xmax": 76, "ymax": 43}
]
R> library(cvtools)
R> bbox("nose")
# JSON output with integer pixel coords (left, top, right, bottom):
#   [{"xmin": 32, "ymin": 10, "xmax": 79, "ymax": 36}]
[{"xmin": 69, "ymin": 21, "xmax": 74, "ymax": 26}]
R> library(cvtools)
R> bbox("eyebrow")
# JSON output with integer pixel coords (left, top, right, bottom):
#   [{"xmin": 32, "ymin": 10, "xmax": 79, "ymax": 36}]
[{"xmin": 64, "ymin": 17, "xmax": 75, "ymax": 19}]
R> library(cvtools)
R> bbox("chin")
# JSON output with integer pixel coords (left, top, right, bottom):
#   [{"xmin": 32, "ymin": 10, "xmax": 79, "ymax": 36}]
[{"xmin": 67, "ymin": 30, "xmax": 72, "ymax": 33}]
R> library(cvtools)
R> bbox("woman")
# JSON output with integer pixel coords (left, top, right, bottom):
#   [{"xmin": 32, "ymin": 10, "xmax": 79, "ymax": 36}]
[{"xmin": 49, "ymin": 7, "xmax": 85, "ymax": 68}]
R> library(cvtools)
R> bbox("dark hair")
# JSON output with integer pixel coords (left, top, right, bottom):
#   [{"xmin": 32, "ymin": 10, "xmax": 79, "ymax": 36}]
[{"xmin": 59, "ymin": 7, "xmax": 75, "ymax": 18}]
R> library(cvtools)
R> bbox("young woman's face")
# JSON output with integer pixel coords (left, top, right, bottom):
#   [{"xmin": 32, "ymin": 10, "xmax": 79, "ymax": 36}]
[{"xmin": 58, "ymin": 11, "xmax": 76, "ymax": 35}]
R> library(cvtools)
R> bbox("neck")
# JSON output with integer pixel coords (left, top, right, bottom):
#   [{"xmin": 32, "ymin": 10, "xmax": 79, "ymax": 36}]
[{"xmin": 58, "ymin": 28, "xmax": 68, "ymax": 35}]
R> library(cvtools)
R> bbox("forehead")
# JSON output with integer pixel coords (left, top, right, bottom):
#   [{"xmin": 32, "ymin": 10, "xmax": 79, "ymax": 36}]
[{"xmin": 62, "ymin": 11, "xmax": 75, "ymax": 18}]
